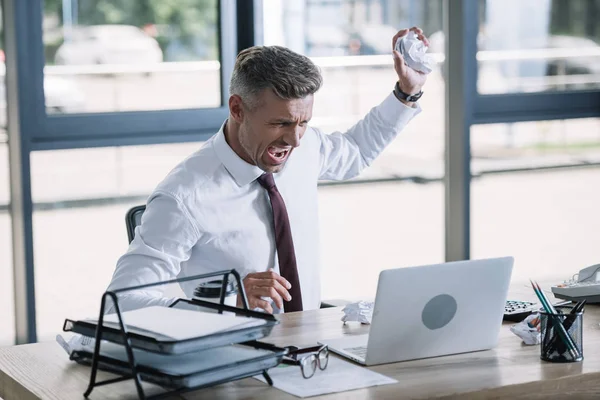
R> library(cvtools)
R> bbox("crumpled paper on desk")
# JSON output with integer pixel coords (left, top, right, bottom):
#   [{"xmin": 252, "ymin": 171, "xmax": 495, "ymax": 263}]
[
  {"xmin": 56, "ymin": 333, "xmax": 95, "ymax": 356},
  {"xmin": 510, "ymin": 313, "xmax": 542, "ymax": 345},
  {"xmin": 341, "ymin": 301, "xmax": 374, "ymax": 324},
  {"xmin": 394, "ymin": 31, "xmax": 434, "ymax": 74}
]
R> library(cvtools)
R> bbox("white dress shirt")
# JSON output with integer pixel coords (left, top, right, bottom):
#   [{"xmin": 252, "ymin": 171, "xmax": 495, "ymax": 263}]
[{"xmin": 107, "ymin": 93, "xmax": 420, "ymax": 313}]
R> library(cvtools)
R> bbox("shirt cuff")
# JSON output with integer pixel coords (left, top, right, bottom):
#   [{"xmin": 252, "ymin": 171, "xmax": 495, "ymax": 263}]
[{"xmin": 376, "ymin": 92, "xmax": 422, "ymax": 131}]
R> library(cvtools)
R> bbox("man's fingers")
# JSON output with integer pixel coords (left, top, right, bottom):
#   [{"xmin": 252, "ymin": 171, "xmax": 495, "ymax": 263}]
[
  {"xmin": 410, "ymin": 26, "xmax": 423, "ymax": 35},
  {"xmin": 247, "ymin": 270, "xmax": 291, "ymax": 289},
  {"xmin": 392, "ymin": 29, "xmax": 409, "ymax": 49},
  {"xmin": 408, "ymin": 26, "xmax": 428, "ymax": 46},
  {"xmin": 243, "ymin": 270, "xmax": 293, "ymax": 310},
  {"xmin": 393, "ymin": 27, "xmax": 428, "ymax": 51},
  {"xmin": 269, "ymin": 279, "xmax": 291, "ymax": 301},
  {"xmin": 252, "ymin": 286, "xmax": 285, "ymax": 309},
  {"xmin": 253, "ymin": 299, "xmax": 273, "ymax": 314},
  {"xmin": 393, "ymin": 50, "xmax": 406, "ymax": 74}
]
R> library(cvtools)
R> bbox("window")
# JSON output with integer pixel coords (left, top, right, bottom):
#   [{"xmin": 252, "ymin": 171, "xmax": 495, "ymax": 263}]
[
  {"xmin": 30, "ymin": 142, "xmax": 204, "ymax": 340},
  {"xmin": 471, "ymin": 119, "xmax": 600, "ymax": 283},
  {"xmin": 477, "ymin": 0, "xmax": 600, "ymax": 94},
  {"xmin": 319, "ymin": 181, "xmax": 444, "ymax": 300},
  {"xmin": 471, "ymin": 118, "xmax": 600, "ymax": 172},
  {"xmin": 263, "ymin": 0, "xmax": 445, "ymax": 299},
  {"xmin": 42, "ymin": 0, "xmax": 220, "ymax": 114}
]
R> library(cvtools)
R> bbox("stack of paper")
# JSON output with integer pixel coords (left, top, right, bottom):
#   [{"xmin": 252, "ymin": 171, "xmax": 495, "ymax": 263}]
[{"xmin": 93, "ymin": 306, "xmax": 266, "ymax": 341}]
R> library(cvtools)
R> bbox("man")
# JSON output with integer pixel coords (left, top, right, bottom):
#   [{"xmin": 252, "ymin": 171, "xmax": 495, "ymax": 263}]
[{"xmin": 108, "ymin": 27, "xmax": 429, "ymax": 314}]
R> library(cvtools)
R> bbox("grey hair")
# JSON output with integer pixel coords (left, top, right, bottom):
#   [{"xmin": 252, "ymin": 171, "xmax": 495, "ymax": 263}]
[{"xmin": 229, "ymin": 45, "xmax": 323, "ymax": 109}]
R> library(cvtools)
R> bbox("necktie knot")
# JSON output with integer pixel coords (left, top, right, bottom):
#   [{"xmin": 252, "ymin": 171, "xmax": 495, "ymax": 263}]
[{"xmin": 257, "ymin": 173, "xmax": 276, "ymax": 191}]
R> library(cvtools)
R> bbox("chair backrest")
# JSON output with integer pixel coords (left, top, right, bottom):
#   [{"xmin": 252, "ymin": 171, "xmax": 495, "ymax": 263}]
[{"xmin": 125, "ymin": 205, "xmax": 146, "ymax": 243}]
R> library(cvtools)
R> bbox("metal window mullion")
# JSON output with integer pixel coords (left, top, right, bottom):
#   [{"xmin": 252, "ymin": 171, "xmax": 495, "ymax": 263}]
[
  {"xmin": 220, "ymin": 0, "xmax": 238, "ymax": 106},
  {"xmin": 5, "ymin": 0, "xmax": 38, "ymax": 344},
  {"xmin": 444, "ymin": 0, "xmax": 478, "ymax": 262},
  {"xmin": 236, "ymin": 0, "xmax": 259, "ymax": 51},
  {"xmin": 473, "ymin": 91, "xmax": 600, "ymax": 124}
]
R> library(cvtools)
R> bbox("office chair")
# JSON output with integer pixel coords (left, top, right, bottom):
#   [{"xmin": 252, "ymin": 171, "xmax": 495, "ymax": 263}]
[
  {"xmin": 125, "ymin": 204, "xmax": 146, "ymax": 244},
  {"xmin": 124, "ymin": 204, "xmax": 339, "ymax": 308}
]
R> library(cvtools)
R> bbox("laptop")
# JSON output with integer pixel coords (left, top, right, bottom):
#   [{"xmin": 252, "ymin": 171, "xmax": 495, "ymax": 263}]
[{"xmin": 320, "ymin": 257, "xmax": 514, "ymax": 366}]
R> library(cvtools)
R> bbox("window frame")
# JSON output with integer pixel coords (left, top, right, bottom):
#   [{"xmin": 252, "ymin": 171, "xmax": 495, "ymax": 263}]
[
  {"xmin": 445, "ymin": 0, "xmax": 600, "ymax": 262},
  {"xmin": 471, "ymin": 0, "xmax": 600, "ymax": 124},
  {"xmin": 21, "ymin": 0, "xmax": 238, "ymax": 151},
  {"xmin": 473, "ymin": 91, "xmax": 600, "ymax": 124},
  {"xmin": 6, "ymin": 0, "xmax": 260, "ymax": 344},
  {"xmin": 6, "ymin": 0, "xmax": 600, "ymax": 345}
]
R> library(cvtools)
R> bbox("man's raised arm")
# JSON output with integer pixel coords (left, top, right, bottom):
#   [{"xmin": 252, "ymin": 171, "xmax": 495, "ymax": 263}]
[{"xmin": 317, "ymin": 27, "xmax": 429, "ymax": 181}]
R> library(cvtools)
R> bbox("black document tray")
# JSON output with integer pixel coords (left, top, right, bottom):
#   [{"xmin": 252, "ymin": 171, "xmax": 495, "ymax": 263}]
[
  {"xmin": 70, "ymin": 269, "xmax": 283, "ymax": 399},
  {"xmin": 63, "ymin": 299, "xmax": 279, "ymax": 355},
  {"xmin": 70, "ymin": 341, "xmax": 287, "ymax": 390}
]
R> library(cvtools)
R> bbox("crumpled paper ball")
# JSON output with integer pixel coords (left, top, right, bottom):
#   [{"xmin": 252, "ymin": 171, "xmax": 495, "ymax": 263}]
[
  {"xmin": 394, "ymin": 31, "xmax": 434, "ymax": 74},
  {"xmin": 509, "ymin": 313, "xmax": 541, "ymax": 345},
  {"xmin": 341, "ymin": 301, "xmax": 375, "ymax": 324}
]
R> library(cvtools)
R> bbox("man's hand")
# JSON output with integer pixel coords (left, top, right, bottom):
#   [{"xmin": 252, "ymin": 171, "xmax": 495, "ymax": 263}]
[
  {"xmin": 237, "ymin": 269, "xmax": 292, "ymax": 314},
  {"xmin": 392, "ymin": 27, "xmax": 429, "ymax": 96}
]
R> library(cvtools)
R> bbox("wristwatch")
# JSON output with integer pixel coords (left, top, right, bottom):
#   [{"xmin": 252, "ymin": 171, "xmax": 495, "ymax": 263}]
[{"xmin": 393, "ymin": 81, "xmax": 423, "ymax": 103}]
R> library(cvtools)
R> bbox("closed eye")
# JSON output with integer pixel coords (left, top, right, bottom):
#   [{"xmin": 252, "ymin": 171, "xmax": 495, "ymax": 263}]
[{"xmin": 270, "ymin": 120, "xmax": 310, "ymax": 127}]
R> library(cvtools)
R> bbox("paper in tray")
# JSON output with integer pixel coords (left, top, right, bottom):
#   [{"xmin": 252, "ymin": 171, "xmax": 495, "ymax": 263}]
[
  {"xmin": 70, "ymin": 341, "xmax": 286, "ymax": 389},
  {"xmin": 63, "ymin": 299, "xmax": 279, "ymax": 355}
]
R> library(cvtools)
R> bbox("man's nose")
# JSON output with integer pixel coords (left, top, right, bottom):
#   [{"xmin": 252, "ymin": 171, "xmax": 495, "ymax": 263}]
[{"xmin": 284, "ymin": 127, "xmax": 302, "ymax": 148}]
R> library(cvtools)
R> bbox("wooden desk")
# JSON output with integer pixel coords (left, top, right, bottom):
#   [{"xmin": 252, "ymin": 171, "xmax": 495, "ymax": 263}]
[{"xmin": 2, "ymin": 291, "xmax": 600, "ymax": 399}]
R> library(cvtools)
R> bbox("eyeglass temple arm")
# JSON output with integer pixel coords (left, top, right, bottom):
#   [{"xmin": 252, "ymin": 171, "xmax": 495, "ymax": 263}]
[
  {"xmin": 280, "ymin": 358, "xmax": 300, "ymax": 365},
  {"xmin": 288, "ymin": 344, "xmax": 327, "ymax": 355}
]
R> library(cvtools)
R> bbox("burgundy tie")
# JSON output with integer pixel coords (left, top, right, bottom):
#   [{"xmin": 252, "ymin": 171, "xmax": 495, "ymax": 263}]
[{"xmin": 257, "ymin": 173, "xmax": 303, "ymax": 312}]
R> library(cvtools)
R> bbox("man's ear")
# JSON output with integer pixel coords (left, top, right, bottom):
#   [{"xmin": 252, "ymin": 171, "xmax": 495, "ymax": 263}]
[{"xmin": 229, "ymin": 95, "xmax": 245, "ymax": 123}]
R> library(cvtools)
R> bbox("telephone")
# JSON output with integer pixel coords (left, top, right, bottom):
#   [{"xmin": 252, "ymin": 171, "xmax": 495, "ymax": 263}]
[{"xmin": 551, "ymin": 263, "xmax": 600, "ymax": 303}]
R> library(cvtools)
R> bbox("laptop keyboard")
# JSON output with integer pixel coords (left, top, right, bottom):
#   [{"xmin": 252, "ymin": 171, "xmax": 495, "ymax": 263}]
[{"xmin": 345, "ymin": 346, "xmax": 368, "ymax": 359}]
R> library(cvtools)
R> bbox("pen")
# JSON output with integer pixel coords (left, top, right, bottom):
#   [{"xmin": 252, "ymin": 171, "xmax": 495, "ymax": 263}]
[
  {"xmin": 530, "ymin": 280, "xmax": 580, "ymax": 359},
  {"xmin": 534, "ymin": 281, "xmax": 580, "ymax": 358},
  {"xmin": 535, "ymin": 281, "xmax": 582, "ymax": 359},
  {"xmin": 547, "ymin": 299, "xmax": 585, "ymax": 354}
]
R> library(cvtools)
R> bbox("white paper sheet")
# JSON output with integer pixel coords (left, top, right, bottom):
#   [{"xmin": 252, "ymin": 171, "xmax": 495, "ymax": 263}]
[
  {"xmin": 255, "ymin": 356, "xmax": 397, "ymax": 398},
  {"xmin": 341, "ymin": 301, "xmax": 374, "ymax": 324},
  {"xmin": 394, "ymin": 31, "xmax": 434, "ymax": 74},
  {"xmin": 93, "ymin": 306, "xmax": 266, "ymax": 341}
]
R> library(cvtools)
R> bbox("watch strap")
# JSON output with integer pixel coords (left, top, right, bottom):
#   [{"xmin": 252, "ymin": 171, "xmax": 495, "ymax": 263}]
[{"xmin": 393, "ymin": 81, "xmax": 423, "ymax": 102}]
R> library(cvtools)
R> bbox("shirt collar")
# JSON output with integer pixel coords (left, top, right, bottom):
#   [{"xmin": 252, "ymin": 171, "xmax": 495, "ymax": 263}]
[{"xmin": 213, "ymin": 121, "xmax": 264, "ymax": 187}]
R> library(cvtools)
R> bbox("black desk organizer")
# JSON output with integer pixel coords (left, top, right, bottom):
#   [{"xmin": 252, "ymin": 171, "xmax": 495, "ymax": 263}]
[{"xmin": 63, "ymin": 269, "xmax": 287, "ymax": 400}]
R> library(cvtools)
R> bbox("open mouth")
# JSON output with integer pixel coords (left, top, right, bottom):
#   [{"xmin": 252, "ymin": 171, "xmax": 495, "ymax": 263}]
[{"xmin": 266, "ymin": 146, "xmax": 290, "ymax": 164}]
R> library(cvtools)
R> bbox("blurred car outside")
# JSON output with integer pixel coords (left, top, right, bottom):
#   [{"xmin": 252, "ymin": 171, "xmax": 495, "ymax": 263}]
[
  {"xmin": 54, "ymin": 24, "xmax": 163, "ymax": 65},
  {"xmin": 427, "ymin": 30, "xmax": 600, "ymax": 92}
]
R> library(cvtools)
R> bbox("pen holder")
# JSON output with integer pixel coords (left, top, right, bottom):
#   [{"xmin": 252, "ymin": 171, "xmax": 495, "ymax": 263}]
[{"xmin": 540, "ymin": 306, "xmax": 583, "ymax": 363}]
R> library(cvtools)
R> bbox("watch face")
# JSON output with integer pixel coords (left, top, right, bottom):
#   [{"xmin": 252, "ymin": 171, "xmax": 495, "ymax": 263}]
[{"xmin": 408, "ymin": 91, "xmax": 423, "ymax": 101}]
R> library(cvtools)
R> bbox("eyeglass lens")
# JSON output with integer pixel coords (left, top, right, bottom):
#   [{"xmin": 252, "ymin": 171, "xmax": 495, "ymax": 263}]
[
  {"xmin": 300, "ymin": 355, "xmax": 318, "ymax": 379},
  {"xmin": 318, "ymin": 347, "xmax": 329, "ymax": 370}
]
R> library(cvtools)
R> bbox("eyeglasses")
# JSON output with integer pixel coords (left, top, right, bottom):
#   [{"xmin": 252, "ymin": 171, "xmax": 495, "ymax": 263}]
[{"xmin": 281, "ymin": 344, "xmax": 329, "ymax": 379}]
